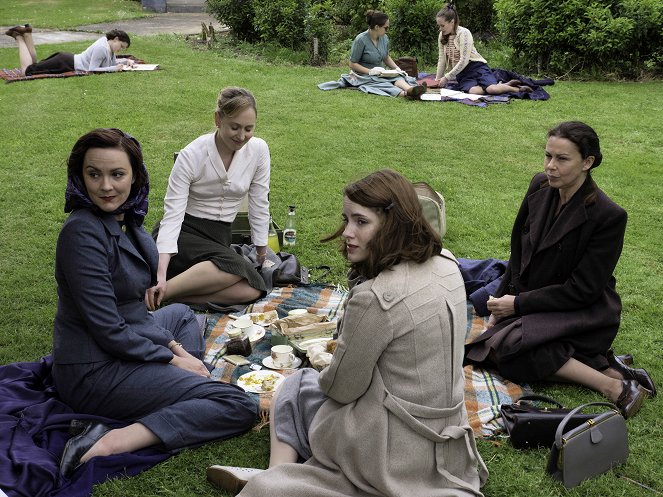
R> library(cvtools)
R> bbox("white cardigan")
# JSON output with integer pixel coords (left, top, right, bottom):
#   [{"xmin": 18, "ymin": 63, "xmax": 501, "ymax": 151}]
[{"xmin": 156, "ymin": 132, "xmax": 271, "ymax": 254}]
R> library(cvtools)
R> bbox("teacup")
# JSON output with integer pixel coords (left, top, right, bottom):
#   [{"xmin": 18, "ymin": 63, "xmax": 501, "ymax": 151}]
[
  {"xmin": 232, "ymin": 317, "xmax": 255, "ymax": 339},
  {"xmin": 271, "ymin": 345, "xmax": 295, "ymax": 368}
]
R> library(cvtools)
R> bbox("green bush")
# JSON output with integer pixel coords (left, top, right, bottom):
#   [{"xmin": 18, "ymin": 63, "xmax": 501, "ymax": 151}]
[
  {"xmin": 207, "ymin": 0, "xmax": 259, "ymax": 42},
  {"xmin": 305, "ymin": 1, "xmax": 335, "ymax": 65},
  {"xmin": 331, "ymin": 0, "xmax": 386, "ymax": 35},
  {"xmin": 495, "ymin": 0, "xmax": 663, "ymax": 78},
  {"xmin": 252, "ymin": 0, "xmax": 308, "ymax": 49},
  {"xmin": 384, "ymin": 0, "xmax": 440, "ymax": 64},
  {"xmin": 455, "ymin": 0, "xmax": 496, "ymax": 40}
]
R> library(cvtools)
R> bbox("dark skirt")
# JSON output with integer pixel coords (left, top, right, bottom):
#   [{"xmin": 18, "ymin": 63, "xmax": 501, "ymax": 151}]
[
  {"xmin": 464, "ymin": 316, "xmax": 608, "ymax": 383},
  {"xmin": 153, "ymin": 213, "xmax": 266, "ymax": 294},
  {"xmin": 447, "ymin": 61, "xmax": 498, "ymax": 92},
  {"xmin": 25, "ymin": 52, "xmax": 75, "ymax": 76}
]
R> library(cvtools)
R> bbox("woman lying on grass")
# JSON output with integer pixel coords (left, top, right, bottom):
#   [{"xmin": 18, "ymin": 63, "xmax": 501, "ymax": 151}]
[
  {"xmin": 207, "ymin": 169, "xmax": 488, "ymax": 496},
  {"xmin": 5, "ymin": 25, "xmax": 136, "ymax": 75}
]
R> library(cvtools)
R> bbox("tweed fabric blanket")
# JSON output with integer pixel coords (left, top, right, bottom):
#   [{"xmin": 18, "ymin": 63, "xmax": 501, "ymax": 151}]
[
  {"xmin": 204, "ymin": 284, "xmax": 530, "ymax": 436},
  {"xmin": 0, "ymin": 68, "xmax": 89, "ymax": 83}
]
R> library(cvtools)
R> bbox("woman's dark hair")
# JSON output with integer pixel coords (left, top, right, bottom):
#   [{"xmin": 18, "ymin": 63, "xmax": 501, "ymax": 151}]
[
  {"xmin": 216, "ymin": 86, "xmax": 258, "ymax": 119},
  {"xmin": 366, "ymin": 10, "xmax": 389, "ymax": 30},
  {"xmin": 436, "ymin": 4, "xmax": 459, "ymax": 45},
  {"xmin": 105, "ymin": 29, "xmax": 131, "ymax": 47},
  {"xmin": 67, "ymin": 128, "xmax": 147, "ymax": 196},
  {"xmin": 322, "ymin": 169, "xmax": 442, "ymax": 280},
  {"xmin": 547, "ymin": 121, "xmax": 602, "ymax": 169}
]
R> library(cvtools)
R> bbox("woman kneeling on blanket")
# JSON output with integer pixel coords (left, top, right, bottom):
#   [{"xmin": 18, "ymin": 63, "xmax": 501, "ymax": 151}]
[
  {"xmin": 464, "ymin": 121, "xmax": 656, "ymax": 418},
  {"xmin": 53, "ymin": 128, "xmax": 257, "ymax": 479},
  {"xmin": 207, "ymin": 169, "xmax": 488, "ymax": 496},
  {"xmin": 433, "ymin": 4, "xmax": 528, "ymax": 95}
]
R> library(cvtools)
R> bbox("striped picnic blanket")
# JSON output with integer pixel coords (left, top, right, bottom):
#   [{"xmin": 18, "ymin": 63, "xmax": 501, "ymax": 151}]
[
  {"xmin": 203, "ymin": 284, "xmax": 530, "ymax": 436},
  {"xmin": 0, "ymin": 67, "xmax": 89, "ymax": 83}
]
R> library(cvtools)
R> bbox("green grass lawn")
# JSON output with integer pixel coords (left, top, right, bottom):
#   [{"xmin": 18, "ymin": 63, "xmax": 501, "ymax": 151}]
[{"xmin": 1, "ymin": 8, "xmax": 662, "ymax": 497}]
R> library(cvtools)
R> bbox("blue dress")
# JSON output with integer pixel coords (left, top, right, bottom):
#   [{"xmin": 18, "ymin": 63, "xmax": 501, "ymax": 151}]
[{"xmin": 318, "ymin": 31, "xmax": 417, "ymax": 97}]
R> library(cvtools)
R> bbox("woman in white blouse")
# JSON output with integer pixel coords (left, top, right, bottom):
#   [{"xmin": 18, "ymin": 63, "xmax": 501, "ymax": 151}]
[{"xmin": 146, "ymin": 87, "xmax": 270, "ymax": 310}]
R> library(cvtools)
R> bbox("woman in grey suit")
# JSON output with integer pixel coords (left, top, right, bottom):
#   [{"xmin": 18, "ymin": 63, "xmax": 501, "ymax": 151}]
[
  {"xmin": 53, "ymin": 128, "xmax": 257, "ymax": 479},
  {"xmin": 208, "ymin": 169, "xmax": 488, "ymax": 496},
  {"xmin": 465, "ymin": 122, "xmax": 655, "ymax": 418}
]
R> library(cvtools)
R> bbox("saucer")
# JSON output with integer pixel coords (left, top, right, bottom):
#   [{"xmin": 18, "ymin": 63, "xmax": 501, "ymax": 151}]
[{"xmin": 262, "ymin": 356, "xmax": 302, "ymax": 370}]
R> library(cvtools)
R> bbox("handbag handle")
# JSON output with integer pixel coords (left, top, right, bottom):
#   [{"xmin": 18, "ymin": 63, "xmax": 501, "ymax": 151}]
[
  {"xmin": 553, "ymin": 402, "xmax": 619, "ymax": 446},
  {"xmin": 515, "ymin": 394, "xmax": 564, "ymax": 408}
]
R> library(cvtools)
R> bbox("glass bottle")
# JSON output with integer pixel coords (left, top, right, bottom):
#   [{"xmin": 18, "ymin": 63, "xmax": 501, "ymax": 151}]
[
  {"xmin": 282, "ymin": 205, "xmax": 297, "ymax": 248},
  {"xmin": 226, "ymin": 328, "xmax": 252, "ymax": 356},
  {"xmin": 267, "ymin": 215, "xmax": 280, "ymax": 253}
]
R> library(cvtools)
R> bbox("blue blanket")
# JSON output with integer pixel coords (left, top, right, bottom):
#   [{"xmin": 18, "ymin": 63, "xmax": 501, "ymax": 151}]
[{"xmin": 0, "ymin": 357, "xmax": 170, "ymax": 497}]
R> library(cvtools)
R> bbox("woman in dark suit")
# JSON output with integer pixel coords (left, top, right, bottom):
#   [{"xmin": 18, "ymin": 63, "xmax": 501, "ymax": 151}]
[
  {"xmin": 52, "ymin": 128, "xmax": 257, "ymax": 479},
  {"xmin": 464, "ymin": 121, "xmax": 655, "ymax": 418}
]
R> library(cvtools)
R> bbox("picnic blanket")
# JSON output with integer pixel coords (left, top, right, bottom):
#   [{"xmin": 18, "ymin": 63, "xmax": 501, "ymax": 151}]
[
  {"xmin": 0, "ymin": 68, "xmax": 89, "ymax": 84},
  {"xmin": 203, "ymin": 283, "xmax": 530, "ymax": 437},
  {"xmin": 0, "ymin": 55, "xmax": 146, "ymax": 84}
]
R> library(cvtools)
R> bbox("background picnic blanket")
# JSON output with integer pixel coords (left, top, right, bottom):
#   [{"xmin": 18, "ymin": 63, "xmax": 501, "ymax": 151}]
[
  {"xmin": 0, "ymin": 68, "xmax": 88, "ymax": 83},
  {"xmin": 204, "ymin": 283, "xmax": 531, "ymax": 437}
]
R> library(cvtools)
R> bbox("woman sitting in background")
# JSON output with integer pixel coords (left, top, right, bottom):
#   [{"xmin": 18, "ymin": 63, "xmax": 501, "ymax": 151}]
[
  {"xmin": 318, "ymin": 11, "xmax": 427, "ymax": 99},
  {"xmin": 433, "ymin": 4, "xmax": 528, "ymax": 95},
  {"xmin": 5, "ymin": 25, "xmax": 136, "ymax": 75},
  {"xmin": 147, "ymin": 87, "xmax": 270, "ymax": 310},
  {"xmin": 53, "ymin": 128, "xmax": 256, "ymax": 479},
  {"xmin": 207, "ymin": 169, "xmax": 488, "ymax": 496},
  {"xmin": 464, "ymin": 121, "xmax": 655, "ymax": 418}
]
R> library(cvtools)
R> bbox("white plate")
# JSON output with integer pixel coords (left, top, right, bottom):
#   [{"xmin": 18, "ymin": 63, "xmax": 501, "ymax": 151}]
[
  {"xmin": 248, "ymin": 325, "xmax": 266, "ymax": 343},
  {"xmin": 237, "ymin": 370, "xmax": 285, "ymax": 393},
  {"xmin": 262, "ymin": 356, "xmax": 303, "ymax": 370}
]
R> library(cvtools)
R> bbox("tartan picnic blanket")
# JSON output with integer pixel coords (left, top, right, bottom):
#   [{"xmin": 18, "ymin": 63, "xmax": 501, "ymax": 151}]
[
  {"xmin": 0, "ymin": 67, "xmax": 89, "ymax": 83},
  {"xmin": 1, "ymin": 56, "xmax": 146, "ymax": 83},
  {"xmin": 203, "ymin": 284, "xmax": 530, "ymax": 437}
]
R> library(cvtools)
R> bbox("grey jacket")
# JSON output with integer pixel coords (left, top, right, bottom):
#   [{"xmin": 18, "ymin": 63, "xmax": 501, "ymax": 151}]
[{"xmin": 53, "ymin": 209, "xmax": 176, "ymax": 366}]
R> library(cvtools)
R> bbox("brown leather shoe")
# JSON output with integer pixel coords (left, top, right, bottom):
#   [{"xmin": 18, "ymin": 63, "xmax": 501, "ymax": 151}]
[
  {"xmin": 608, "ymin": 350, "xmax": 656, "ymax": 397},
  {"xmin": 615, "ymin": 379, "xmax": 648, "ymax": 418},
  {"xmin": 5, "ymin": 24, "xmax": 32, "ymax": 38},
  {"xmin": 406, "ymin": 83, "xmax": 427, "ymax": 99}
]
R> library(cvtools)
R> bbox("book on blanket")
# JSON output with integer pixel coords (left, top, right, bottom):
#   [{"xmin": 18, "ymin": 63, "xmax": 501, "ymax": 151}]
[
  {"xmin": 379, "ymin": 69, "xmax": 404, "ymax": 77},
  {"xmin": 421, "ymin": 88, "xmax": 483, "ymax": 101},
  {"xmin": 122, "ymin": 63, "xmax": 160, "ymax": 71}
]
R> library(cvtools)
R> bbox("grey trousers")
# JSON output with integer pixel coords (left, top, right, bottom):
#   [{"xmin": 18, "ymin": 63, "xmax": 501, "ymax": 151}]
[{"xmin": 54, "ymin": 304, "xmax": 257, "ymax": 449}]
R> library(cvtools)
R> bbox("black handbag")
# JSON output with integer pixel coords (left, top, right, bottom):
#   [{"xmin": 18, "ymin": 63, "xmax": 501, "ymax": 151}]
[
  {"xmin": 500, "ymin": 395, "xmax": 595, "ymax": 449},
  {"xmin": 546, "ymin": 402, "xmax": 628, "ymax": 488}
]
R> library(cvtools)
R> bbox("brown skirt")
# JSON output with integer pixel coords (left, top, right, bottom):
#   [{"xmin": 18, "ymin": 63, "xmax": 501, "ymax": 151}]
[{"xmin": 153, "ymin": 213, "xmax": 266, "ymax": 294}]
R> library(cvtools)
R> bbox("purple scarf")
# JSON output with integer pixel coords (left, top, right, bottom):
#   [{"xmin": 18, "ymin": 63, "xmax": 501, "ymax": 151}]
[{"xmin": 64, "ymin": 135, "xmax": 150, "ymax": 224}]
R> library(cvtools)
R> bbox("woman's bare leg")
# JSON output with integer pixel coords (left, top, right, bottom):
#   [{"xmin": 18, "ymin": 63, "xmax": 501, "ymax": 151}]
[
  {"xmin": 268, "ymin": 386, "xmax": 299, "ymax": 467},
  {"xmin": 12, "ymin": 34, "xmax": 36, "ymax": 74},
  {"xmin": 79, "ymin": 423, "xmax": 160, "ymax": 464},
  {"xmin": 550, "ymin": 357, "xmax": 623, "ymax": 402},
  {"xmin": 485, "ymin": 83, "xmax": 529, "ymax": 95},
  {"xmin": 164, "ymin": 261, "xmax": 261, "ymax": 304}
]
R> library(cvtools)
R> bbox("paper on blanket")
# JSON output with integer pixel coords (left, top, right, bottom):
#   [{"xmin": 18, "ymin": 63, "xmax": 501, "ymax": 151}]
[
  {"xmin": 272, "ymin": 314, "xmax": 336, "ymax": 337},
  {"xmin": 123, "ymin": 63, "xmax": 160, "ymax": 71},
  {"xmin": 421, "ymin": 89, "xmax": 483, "ymax": 101}
]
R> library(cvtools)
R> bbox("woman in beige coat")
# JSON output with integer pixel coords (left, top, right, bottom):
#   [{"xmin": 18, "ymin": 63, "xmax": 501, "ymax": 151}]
[{"xmin": 208, "ymin": 169, "xmax": 487, "ymax": 496}]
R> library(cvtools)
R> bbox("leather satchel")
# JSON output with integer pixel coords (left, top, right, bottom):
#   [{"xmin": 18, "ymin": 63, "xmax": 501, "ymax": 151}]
[
  {"xmin": 500, "ymin": 395, "xmax": 595, "ymax": 449},
  {"xmin": 546, "ymin": 402, "xmax": 628, "ymax": 488}
]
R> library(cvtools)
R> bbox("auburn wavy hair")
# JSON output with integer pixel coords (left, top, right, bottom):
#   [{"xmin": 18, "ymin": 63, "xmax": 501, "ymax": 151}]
[{"xmin": 322, "ymin": 169, "xmax": 442, "ymax": 280}]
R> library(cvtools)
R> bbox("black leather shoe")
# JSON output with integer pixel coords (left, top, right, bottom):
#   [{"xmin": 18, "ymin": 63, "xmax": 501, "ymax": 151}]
[
  {"xmin": 59, "ymin": 421, "xmax": 112, "ymax": 478},
  {"xmin": 615, "ymin": 379, "xmax": 648, "ymax": 419},
  {"xmin": 608, "ymin": 350, "xmax": 656, "ymax": 397},
  {"xmin": 617, "ymin": 353, "xmax": 633, "ymax": 366}
]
